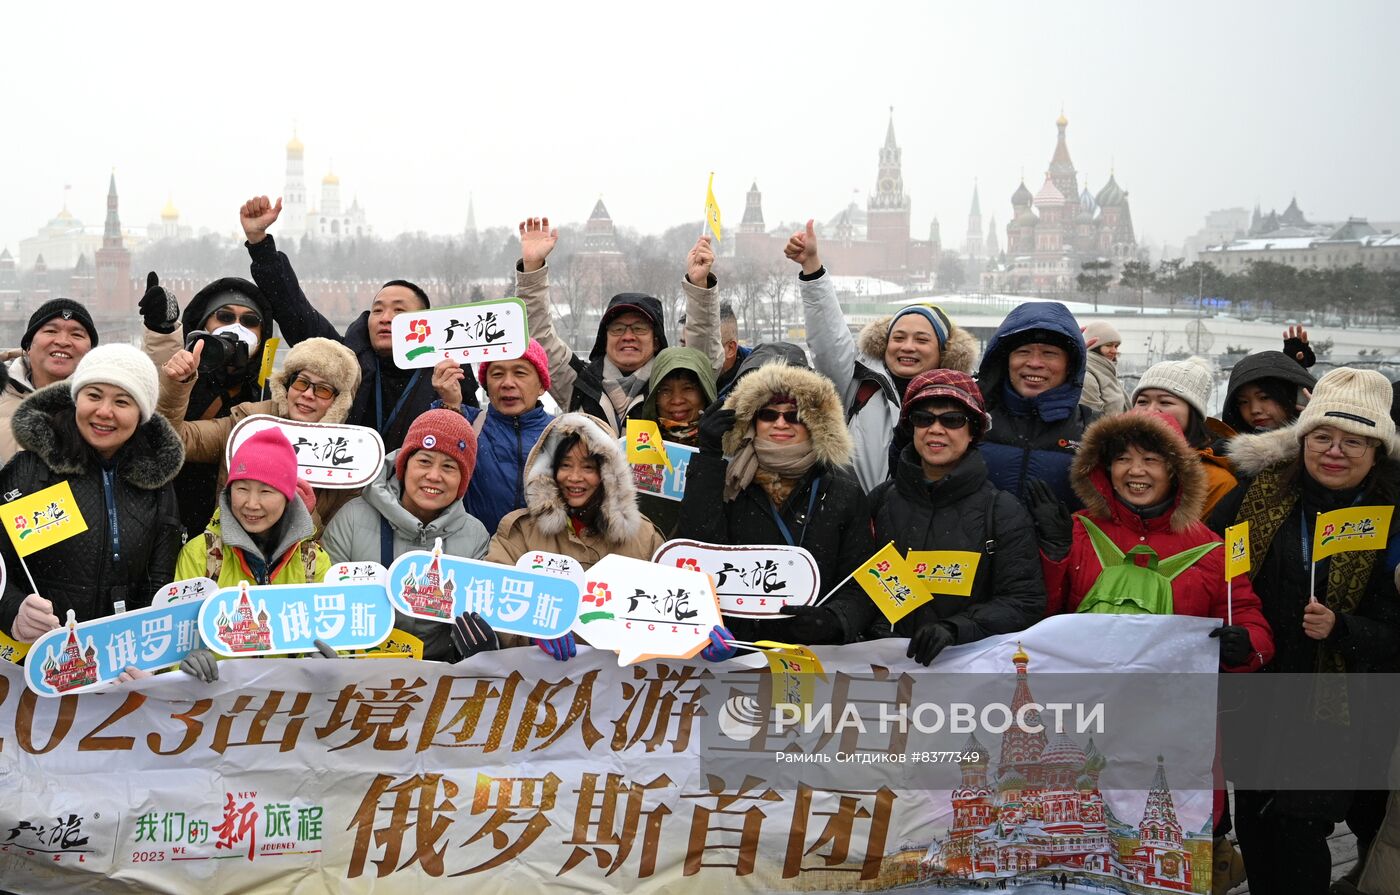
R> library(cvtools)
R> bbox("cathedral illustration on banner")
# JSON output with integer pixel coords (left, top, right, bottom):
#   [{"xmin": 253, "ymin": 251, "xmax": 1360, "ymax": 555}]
[
  {"xmin": 919, "ymin": 644, "xmax": 1210, "ymax": 893},
  {"xmin": 214, "ymin": 585, "xmax": 274, "ymax": 653},
  {"xmin": 41, "ymin": 623, "xmax": 99, "ymax": 692},
  {"xmin": 398, "ymin": 543, "xmax": 456, "ymax": 618}
]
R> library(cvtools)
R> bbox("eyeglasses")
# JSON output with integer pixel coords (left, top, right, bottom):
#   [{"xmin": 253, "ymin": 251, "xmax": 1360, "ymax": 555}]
[
  {"xmin": 1304, "ymin": 431, "xmax": 1374, "ymax": 458},
  {"xmin": 606, "ymin": 322, "xmax": 652, "ymax": 338},
  {"xmin": 909, "ymin": 409, "xmax": 970, "ymax": 430},
  {"xmin": 289, "ymin": 375, "xmax": 339, "ymax": 401},
  {"xmin": 756, "ymin": 408, "xmax": 802, "ymax": 425},
  {"xmin": 214, "ymin": 308, "xmax": 263, "ymax": 329}
]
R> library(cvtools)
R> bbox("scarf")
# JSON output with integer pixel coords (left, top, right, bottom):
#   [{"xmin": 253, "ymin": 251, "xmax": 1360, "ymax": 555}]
[
  {"xmin": 724, "ymin": 435, "xmax": 818, "ymax": 502},
  {"xmin": 602, "ymin": 358, "xmax": 653, "ymax": 421},
  {"xmin": 659, "ymin": 417, "xmax": 699, "ymax": 446},
  {"xmin": 564, "ymin": 486, "xmax": 605, "ymax": 536}
]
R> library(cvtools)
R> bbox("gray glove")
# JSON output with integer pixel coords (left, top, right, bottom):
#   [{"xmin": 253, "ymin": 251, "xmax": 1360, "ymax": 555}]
[
  {"xmin": 307, "ymin": 639, "xmax": 338, "ymax": 659},
  {"xmin": 179, "ymin": 648, "xmax": 219, "ymax": 683}
]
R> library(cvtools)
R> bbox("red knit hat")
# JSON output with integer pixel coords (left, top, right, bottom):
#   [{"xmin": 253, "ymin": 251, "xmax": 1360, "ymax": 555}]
[
  {"xmin": 228, "ymin": 428, "xmax": 300, "ymax": 502},
  {"xmin": 395, "ymin": 409, "xmax": 479, "ymax": 500},
  {"xmin": 478, "ymin": 338, "xmax": 551, "ymax": 393}
]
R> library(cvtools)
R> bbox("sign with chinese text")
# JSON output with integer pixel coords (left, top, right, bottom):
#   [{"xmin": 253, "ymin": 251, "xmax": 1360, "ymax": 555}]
[
  {"xmin": 1312, "ymin": 505, "xmax": 1393, "ymax": 561},
  {"xmin": 856, "ymin": 542, "xmax": 931, "ymax": 623},
  {"xmin": 385, "ymin": 539, "xmax": 580, "ymax": 640},
  {"xmin": 619, "ymin": 437, "xmax": 695, "ymax": 502},
  {"xmin": 151, "ymin": 577, "xmax": 220, "ymax": 607},
  {"xmin": 1224, "ymin": 521, "xmax": 1250, "ymax": 580},
  {"xmin": 26, "ymin": 602, "xmax": 206, "ymax": 696},
  {"xmin": 906, "ymin": 550, "xmax": 982, "ymax": 598},
  {"xmin": 651, "ymin": 540, "xmax": 819, "ymax": 618},
  {"xmin": 2, "ymin": 480, "xmax": 88, "ymax": 557},
  {"xmin": 576, "ymin": 554, "xmax": 722, "ymax": 665},
  {"xmin": 197, "ymin": 581, "xmax": 393, "ymax": 657},
  {"xmin": 390, "ymin": 298, "xmax": 529, "ymax": 369},
  {"xmin": 226, "ymin": 415, "xmax": 385, "ymax": 490},
  {"xmin": 324, "ymin": 561, "xmax": 388, "ymax": 586},
  {"xmin": 514, "ymin": 551, "xmax": 585, "ymax": 588}
]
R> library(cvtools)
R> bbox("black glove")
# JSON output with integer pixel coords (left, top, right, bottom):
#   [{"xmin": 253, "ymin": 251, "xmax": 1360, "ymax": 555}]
[
  {"xmin": 179, "ymin": 649, "xmax": 219, "ymax": 683},
  {"xmin": 451, "ymin": 611, "xmax": 500, "ymax": 660},
  {"xmin": 139, "ymin": 271, "xmax": 179, "ymax": 334},
  {"xmin": 1026, "ymin": 478, "xmax": 1073, "ymax": 560},
  {"xmin": 697, "ymin": 406, "xmax": 736, "ymax": 456},
  {"xmin": 774, "ymin": 604, "xmax": 845, "ymax": 645},
  {"xmin": 307, "ymin": 639, "xmax": 338, "ymax": 659},
  {"xmin": 1283, "ymin": 335, "xmax": 1315, "ymax": 368},
  {"xmin": 907, "ymin": 622, "xmax": 956, "ymax": 666},
  {"xmin": 1209, "ymin": 625, "xmax": 1254, "ymax": 667}
]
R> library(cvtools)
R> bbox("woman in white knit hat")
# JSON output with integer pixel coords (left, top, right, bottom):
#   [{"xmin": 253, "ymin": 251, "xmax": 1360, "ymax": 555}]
[
  {"xmin": 0, "ymin": 344, "xmax": 185, "ymax": 643},
  {"xmin": 1131, "ymin": 356, "xmax": 1238, "ymax": 518},
  {"xmin": 1210, "ymin": 367, "xmax": 1400, "ymax": 895}
]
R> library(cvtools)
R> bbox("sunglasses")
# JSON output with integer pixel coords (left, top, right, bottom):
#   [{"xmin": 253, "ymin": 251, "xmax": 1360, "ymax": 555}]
[
  {"xmin": 214, "ymin": 308, "xmax": 263, "ymax": 329},
  {"xmin": 756, "ymin": 408, "xmax": 802, "ymax": 425},
  {"xmin": 289, "ymin": 375, "xmax": 339, "ymax": 400},
  {"xmin": 909, "ymin": 409, "xmax": 970, "ymax": 430}
]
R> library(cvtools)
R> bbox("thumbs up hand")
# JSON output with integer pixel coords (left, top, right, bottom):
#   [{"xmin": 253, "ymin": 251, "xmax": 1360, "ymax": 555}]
[{"xmin": 784, "ymin": 219, "xmax": 822, "ymax": 275}]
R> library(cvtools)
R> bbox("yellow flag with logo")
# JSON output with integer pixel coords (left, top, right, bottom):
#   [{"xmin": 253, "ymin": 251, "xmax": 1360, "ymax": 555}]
[
  {"xmin": 908, "ymin": 550, "xmax": 982, "ymax": 597},
  {"xmin": 1313, "ymin": 506, "xmax": 1393, "ymax": 561},
  {"xmin": 350, "ymin": 628, "xmax": 425, "ymax": 660},
  {"xmin": 1225, "ymin": 521, "xmax": 1250, "ymax": 579},
  {"xmin": 856, "ymin": 541, "xmax": 931, "ymax": 623},
  {"xmin": 626, "ymin": 419, "xmax": 673, "ymax": 471},
  {"xmin": 257, "ymin": 336, "xmax": 281, "ymax": 387},
  {"xmin": 2, "ymin": 481, "xmax": 88, "ymax": 557},
  {"xmin": 756, "ymin": 640, "xmax": 825, "ymax": 716},
  {"xmin": 704, "ymin": 172, "xmax": 722, "ymax": 241},
  {"xmin": 0, "ymin": 629, "xmax": 29, "ymax": 664}
]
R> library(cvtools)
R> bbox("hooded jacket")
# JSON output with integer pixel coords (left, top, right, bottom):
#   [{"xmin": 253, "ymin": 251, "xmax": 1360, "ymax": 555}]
[
  {"xmin": 0, "ymin": 384, "xmax": 184, "ymax": 634},
  {"xmin": 1043, "ymin": 412, "xmax": 1273, "ymax": 670},
  {"xmin": 638, "ymin": 347, "xmax": 718, "ymax": 536},
  {"xmin": 463, "ymin": 401, "xmax": 554, "ymax": 536},
  {"xmin": 977, "ymin": 301, "xmax": 1095, "ymax": 506},
  {"xmin": 157, "ymin": 337, "xmax": 363, "ymax": 531},
  {"xmin": 1081, "ymin": 348, "xmax": 1129, "ymax": 415},
  {"xmin": 246, "ymin": 235, "xmax": 479, "ymax": 453},
  {"xmin": 322, "ymin": 449, "xmax": 491, "ymax": 662},
  {"xmin": 676, "ymin": 362, "xmax": 875, "ymax": 643},
  {"xmin": 866, "ymin": 446, "xmax": 1045, "ymax": 644},
  {"xmin": 1220, "ymin": 350, "xmax": 1315, "ymax": 435},
  {"xmin": 800, "ymin": 270, "xmax": 978, "ymax": 491},
  {"xmin": 713, "ymin": 344, "xmax": 753, "ymax": 401},
  {"xmin": 175, "ymin": 492, "xmax": 330, "ymax": 587}
]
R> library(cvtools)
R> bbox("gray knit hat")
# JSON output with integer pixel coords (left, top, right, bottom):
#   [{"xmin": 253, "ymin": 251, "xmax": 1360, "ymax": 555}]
[{"xmin": 1133, "ymin": 357, "xmax": 1214, "ymax": 421}]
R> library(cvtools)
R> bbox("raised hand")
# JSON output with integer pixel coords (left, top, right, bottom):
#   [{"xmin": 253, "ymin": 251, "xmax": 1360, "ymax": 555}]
[
  {"xmin": 784, "ymin": 219, "xmax": 822, "ymax": 275},
  {"xmin": 240, "ymin": 195, "xmax": 283, "ymax": 245},
  {"xmin": 431, "ymin": 357, "xmax": 466, "ymax": 410},
  {"xmin": 163, "ymin": 341, "xmax": 204, "ymax": 383},
  {"xmin": 139, "ymin": 271, "xmax": 179, "ymax": 334},
  {"xmin": 1282, "ymin": 324, "xmax": 1314, "ymax": 367},
  {"xmin": 12, "ymin": 594, "xmax": 59, "ymax": 643},
  {"xmin": 687, "ymin": 235, "xmax": 716, "ymax": 286},
  {"xmin": 519, "ymin": 216, "xmax": 558, "ymax": 272}
]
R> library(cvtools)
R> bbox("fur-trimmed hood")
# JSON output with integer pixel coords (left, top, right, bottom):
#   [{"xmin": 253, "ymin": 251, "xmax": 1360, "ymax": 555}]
[
  {"xmin": 1071, "ymin": 411, "xmax": 1206, "ymax": 532},
  {"xmin": 1228, "ymin": 418, "xmax": 1400, "ymax": 479},
  {"xmin": 521, "ymin": 412, "xmax": 644, "ymax": 546},
  {"xmin": 721, "ymin": 362, "xmax": 853, "ymax": 468},
  {"xmin": 11, "ymin": 383, "xmax": 184, "ymax": 489},
  {"xmin": 857, "ymin": 315, "xmax": 978, "ymax": 375},
  {"xmin": 269, "ymin": 337, "xmax": 360, "ymax": 424}
]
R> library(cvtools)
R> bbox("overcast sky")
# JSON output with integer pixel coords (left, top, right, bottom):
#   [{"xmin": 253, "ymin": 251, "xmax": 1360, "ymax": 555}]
[{"xmin": 3, "ymin": 0, "xmax": 1395, "ymax": 259}]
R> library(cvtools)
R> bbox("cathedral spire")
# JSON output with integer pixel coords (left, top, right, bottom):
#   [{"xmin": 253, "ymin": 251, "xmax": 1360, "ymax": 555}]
[
  {"xmin": 465, "ymin": 193, "xmax": 477, "ymax": 236},
  {"xmin": 103, "ymin": 171, "xmax": 122, "ymax": 248},
  {"xmin": 884, "ymin": 106, "xmax": 897, "ymax": 150}
]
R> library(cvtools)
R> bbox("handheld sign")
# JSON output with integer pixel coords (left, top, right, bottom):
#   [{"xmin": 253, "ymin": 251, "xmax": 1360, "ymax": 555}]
[
  {"xmin": 651, "ymin": 539, "xmax": 819, "ymax": 618},
  {"xmin": 620, "ymin": 438, "xmax": 695, "ymax": 502},
  {"xmin": 324, "ymin": 561, "xmax": 388, "ymax": 585},
  {"xmin": 2, "ymin": 481, "xmax": 88, "ymax": 557},
  {"xmin": 27, "ymin": 603, "xmax": 206, "ymax": 697},
  {"xmin": 198, "ymin": 581, "xmax": 394, "ymax": 656},
  {"xmin": 151, "ymin": 577, "xmax": 220, "ymax": 607},
  {"xmin": 227, "ymin": 415, "xmax": 385, "ymax": 489},
  {"xmin": 514, "ymin": 551, "xmax": 585, "ymax": 588},
  {"xmin": 1313, "ymin": 506, "xmax": 1393, "ymax": 560},
  {"xmin": 575, "ymin": 554, "xmax": 722, "ymax": 666},
  {"xmin": 907, "ymin": 550, "xmax": 982, "ymax": 597},
  {"xmin": 626, "ymin": 419, "xmax": 673, "ymax": 471},
  {"xmin": 385, "ymin": 539, "xmax": 580, "ymax": 640},
  {"xmin": 856, "ymin": 542, "xmax": 931, "ymax": 623},
  {"xmin": 1224, "ymin": 522, "xmax": 1250, "ymax": 580},
  {"xmin": 390, "ymin": 297, "xmax": 529, "ymax": 369}
]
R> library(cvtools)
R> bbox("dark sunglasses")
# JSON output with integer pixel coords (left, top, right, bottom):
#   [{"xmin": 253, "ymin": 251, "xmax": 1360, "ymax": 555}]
[
  {"xmin": 756, "ymin": 408, "xmax": 802, "ymax": 425},
  {"xmin": 909, "ymin": 409, "xmax": 970, "ymax": 430},
  {"xmin": 214, "ymin": 308, "xmax": 263, "ymax": 329},
  {"xmin": 289, "ymin": 375, "xmax": 339, "ymax": 400}
]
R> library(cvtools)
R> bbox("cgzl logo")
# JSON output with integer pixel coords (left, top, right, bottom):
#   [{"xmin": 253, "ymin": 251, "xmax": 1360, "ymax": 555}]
[{"xmin": 1321, "ymin": 518, "xmax": 1377, "ymax": 547}]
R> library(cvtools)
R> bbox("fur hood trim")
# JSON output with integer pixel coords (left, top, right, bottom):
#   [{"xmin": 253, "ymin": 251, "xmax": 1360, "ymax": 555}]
[
  {"xmin": 269, "ymin": 338, "xmax": 360, "ymax": 424},
  {"xmin": 1072, "ymin": 410, "xmax": 1207, "ymax": 533},
  {"xmin": 12, "ymin": 383, "xmax": 185, "ymax": 489},
  {"xmin": 857, "ymin": 316, "xmax": 978, "ymax": 375},
  {"xmin": 1225, "ymin": 424, "xmax": 1304, "ymax": 478},
  {"xmin": 721, "ymin": 362, "xmax": 852, "ymax": 467},
  {"xmin": 522, "ymin": 412, "xmax": 643, "ymax": 546}
]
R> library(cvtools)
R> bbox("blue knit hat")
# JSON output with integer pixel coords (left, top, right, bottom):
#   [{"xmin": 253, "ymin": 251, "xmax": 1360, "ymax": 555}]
[{"xmin": 888, "ymin": 304, "xmax": 951, "ymax": 350}]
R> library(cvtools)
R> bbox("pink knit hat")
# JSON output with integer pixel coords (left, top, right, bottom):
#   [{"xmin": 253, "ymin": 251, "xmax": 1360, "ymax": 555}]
[
  {"xmin": 478, "ymin": 338, "xmax": 551, "ymax": 392},
  {"xmin": 395, "ymin": 409, "xmax": 480, "ymax": 500},
  {"xmin": 227, "ymin": 428, "xmax": 300, "ymax": 502}
]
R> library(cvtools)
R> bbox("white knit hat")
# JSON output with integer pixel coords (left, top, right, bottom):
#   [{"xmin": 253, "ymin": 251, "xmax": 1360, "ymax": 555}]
[
  {"xmin": 69, "ymin": 344, "xmax": 160, "ymax": 422},
  {"xmin": 1296, "ymin": 367, "xmax": 1400, "ymax": 455},
  {"xmin": 1133, "ymin": 357, "xmax": 1214, "ymax": 421},
  {"xmin": 1082, "ymin": 320, "xmax": 1123, "ymax": 349}
]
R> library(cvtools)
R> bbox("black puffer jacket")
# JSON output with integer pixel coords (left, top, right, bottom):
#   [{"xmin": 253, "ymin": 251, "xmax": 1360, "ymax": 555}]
[
  {"xmin": 865, "ymin": 446, "xmax": 1045, "ymax": 643},
  {"xmin": 0, "ymin": 385, "xmax": 184, "ymax": 634}
]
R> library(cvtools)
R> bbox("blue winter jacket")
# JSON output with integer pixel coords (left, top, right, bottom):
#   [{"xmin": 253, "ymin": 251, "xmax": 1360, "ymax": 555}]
[
  {"xmin": 976, "ymin": 301, "xmax": 1094, "ymax": 507},
  {"xmin": 464, "ymin": 402, "xmax": 553, "ymax": 534}
]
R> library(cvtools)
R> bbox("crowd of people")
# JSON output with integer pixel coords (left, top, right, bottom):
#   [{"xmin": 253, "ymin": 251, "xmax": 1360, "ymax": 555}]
[{"xmin": 0, "ymin": 196, "xmax": 1396, "ymax": 894}]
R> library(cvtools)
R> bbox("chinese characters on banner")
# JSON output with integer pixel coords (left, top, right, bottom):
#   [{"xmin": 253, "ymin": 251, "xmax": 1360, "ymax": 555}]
[
  {"xmin": 390, "ymin": 298, "xmax": 529, "ymax": 369},
  {"xmin": 197, "ymin": 581, "xmax": 394, "ymax": 657},
  {"xmin": 651, "ymin": 540, "xmax": 819, "ymax": 618},
  {"xmin": 226, "ymin": 415, "xmax": 386, "ymax": 489}
]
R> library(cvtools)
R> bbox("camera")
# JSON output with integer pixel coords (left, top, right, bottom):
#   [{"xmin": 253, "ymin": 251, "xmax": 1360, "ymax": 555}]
[{"xmin": 185, "ymin": 330, "xmax": 250, "ymax": 372}]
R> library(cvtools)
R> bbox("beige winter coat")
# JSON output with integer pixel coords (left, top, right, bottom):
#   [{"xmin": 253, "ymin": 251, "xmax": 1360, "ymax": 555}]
[{"xmin": 1080, "ymin": 348, "xmax": 1129, "ymax": 415}]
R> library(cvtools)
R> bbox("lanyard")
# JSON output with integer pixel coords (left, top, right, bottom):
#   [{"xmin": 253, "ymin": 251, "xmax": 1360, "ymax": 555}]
[
  {"xmin": 766, "ymin": 476, "xmax": 821, "ymax": 548},
  {"xmin": 380, "ymin": 517, "xmax": 396, "ymax": 568},
  {"xmin": 375, "ymin": 363, "xmax": 424, "ymax": 435}
]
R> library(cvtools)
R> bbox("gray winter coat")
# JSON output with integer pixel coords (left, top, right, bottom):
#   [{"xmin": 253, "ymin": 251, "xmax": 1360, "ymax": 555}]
[{"xmin": 1080, "ymin": 349, "xmax": 1129, "ymax": 415}]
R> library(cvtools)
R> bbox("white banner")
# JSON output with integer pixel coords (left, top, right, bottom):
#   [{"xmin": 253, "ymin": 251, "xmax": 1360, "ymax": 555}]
[
  {"xmin": 389, "ymin": 298, "xmax": 529, "ymax": 369},
  {"xmin": 226, "ymin": 415, "xmax": 385, "ymax": 490},
  {"xmin": 652, "ymin": 539, "xmax": 819, "ymax": 618}
]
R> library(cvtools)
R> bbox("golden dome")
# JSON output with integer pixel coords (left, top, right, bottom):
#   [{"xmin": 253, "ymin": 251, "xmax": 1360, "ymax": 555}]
[
  {"xmin": 161, "ymin": 195, "xmax": 178, "ymax": 219},
  {"xmin": 322, "ymin": 170, "xmax": 339, "ymax": 185},
  {"xmin": 1056, "ymin": 112, "xmax": 1068, "ymax": 128},
  {"xmin": 286, "ymin": 131, "xmax": 304, "ymax": 153},
  {"xmin": 1012, "ymin": 641, "xmax": 1030, "ymax": 664}
]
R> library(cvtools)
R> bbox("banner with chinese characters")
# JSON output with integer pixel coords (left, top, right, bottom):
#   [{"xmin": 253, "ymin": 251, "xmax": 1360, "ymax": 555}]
[
  {"xmin": 25, "ymin": 600, "xmax": 207, "ymax": 696},
  {"xmin": 390, "ymin": 298, "xmax": 529, "ymax": 369},
  {"xmin": 574, "ymin": 554, "xmax": 723, "ymax": 664},
  {"xmin": 652, "ymin": 539, "xmax": 819, "ymax": 618},
  {"xmin": 620, "ymin": 437, "xmax": 694, "ymax": 502},
  {"xmin": 0, "ymin": 616, "xmax": 1221, "ymax": 894},
  {"xmin": 226, "ymin": 415, "xmax": 385, "ymax": 490},
  {"xmin": 197, "ymin": 582, "xmax": 394, "ymax": 656}
]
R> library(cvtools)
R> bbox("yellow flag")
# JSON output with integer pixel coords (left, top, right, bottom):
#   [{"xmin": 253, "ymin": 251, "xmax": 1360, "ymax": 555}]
[
  {"xmin": 908, "ymin": 550, "xmax": 982, "ymax": 597},
  {"xmin": 1225, "ymin": 521, "xmax": 1250, "ymax": 579},
  {"xmin": 756, "ymin": 639, "xmax": 826, "ymax": 715},
  {"xmin": 0, "ymin": 629, "xmax": 29, "ymax": 664},
  {"xmin": 856, "ymin": 541, "xmax": 932, "ymax": 623},
  {"xmin": 1313, "ymin": 506, "xmax": 1394, "ymax": 561},
  {"xmin": 704, "ymin": 173, "xmax": 722, "ymax": 242},
  {"xmin": 351, "ymin": 628, "xmax": 424, "ymax": 660},
  {"xmin": 626, "ymin": 419, "xmax": 673, "ymax": 471},
  {"xmin": 2, "ymin": 481, "xmax": 89, "ymax": 557},
  {"xmin": 257, "ymin": 336, "xmax": 281, "ymax": 387}
]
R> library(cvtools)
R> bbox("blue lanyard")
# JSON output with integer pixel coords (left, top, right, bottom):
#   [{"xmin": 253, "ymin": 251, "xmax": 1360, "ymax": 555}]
[
  {"xmin": 766, "ymin": 476, "xmax": 821, "ymax": 548},
  {"xmin": 375, "ymin": 362, "xmax": 424, "ymax": 435}
]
